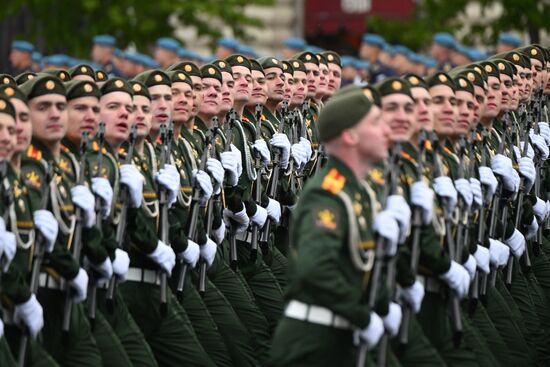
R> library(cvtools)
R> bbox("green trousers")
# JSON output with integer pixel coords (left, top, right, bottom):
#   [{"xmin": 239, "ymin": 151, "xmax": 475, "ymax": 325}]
[
  {"xmin": 0, "ymin": 337, "xmax": 16, "ymax": 367},
  {"xmin": 5, "ymin": 323, "xmax": 60, "ymax": 367}
]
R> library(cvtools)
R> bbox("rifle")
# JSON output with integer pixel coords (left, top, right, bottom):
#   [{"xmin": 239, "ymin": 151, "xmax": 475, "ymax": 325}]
[
  {"xmin": 17, "ymin": 162, "xmax": 54, "ymax": 367},
  {"xmin": 88, "ymin": 122, "xmax": 105, "ymax": 329},
  {"xmin": 250, "ymin": 104, "xmax": 264, "ymax": 263},
  {"xmin": 532, "ymin": 98, "xmax": 543, "ymax": 258},
  {"xmin": 223, "ymin": 110, "xmax": 239, "ymax": 270},
  {"xmin": 465, "ymin": 129, "xmax": 480, "ymax": 311},
  {"xmin": 105, "ymin": 125, "xmax": 137, "ymax": 312},
  {"xmin": 398, "ymin": 129, "xmax": 428, "ymax": 345},
  {"xmin": 62, "ymin": 132, "xmax": 90, "ymax": 337}
]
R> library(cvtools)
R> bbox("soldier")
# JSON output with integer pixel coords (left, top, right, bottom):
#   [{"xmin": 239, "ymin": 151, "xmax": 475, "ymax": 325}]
[
  {"xmin": 90, "ymin": 35, "xmax": 117, "ymax": 76},
  {"xmin": 153, "ymin": 38, "xmax": 181, "ymax": 70},
  {"xmin": 322, "ymin": 51, "xmax": 343, "ymax": 99},
  {"xmin": 9, "ymin": 41, "xmax": 34, "ymax": 76}
]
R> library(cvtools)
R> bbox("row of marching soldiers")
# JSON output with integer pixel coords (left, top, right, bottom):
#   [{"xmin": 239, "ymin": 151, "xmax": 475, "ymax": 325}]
[{"xmin": 0, "ymin": 42, "xmax": 548, "ymax": 367}]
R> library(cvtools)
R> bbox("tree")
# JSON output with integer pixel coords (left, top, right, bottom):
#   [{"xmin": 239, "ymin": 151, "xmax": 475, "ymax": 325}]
[{"xmin": 0, "ymin": 0, "xmax": 273, "ymax": 57}]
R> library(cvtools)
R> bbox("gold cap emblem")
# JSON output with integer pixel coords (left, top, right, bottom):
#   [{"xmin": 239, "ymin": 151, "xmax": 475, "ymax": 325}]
[
  {"xmin": 28, "ymin": 75, "xmax": 34, "ymax": 80},
  {"xmin": 4, "ymin": 87, "xmax": 14, "ymax": 97},
  {"xmin": 293, "ymin": 61, "xmax": 299, "ymax": 68},
  {"xmin": 392, "ymin": 81, "xmax": 402, "ymax": 90},
  {"xmin": 81, "ymin": 66, "xmax": 87, "ymax": 73},
  {"xmin": 459, "ymin": 78, "xmax": 467, "ymax": 87},
  {"xmin": 272, "ymin": 58, "xmax": 278, "ymax": 64},
  {"xmin": 484, "ymin": 65, "xmax": 493, "ymax": 73},
  {"xmin": 409, "ymin": 76, "xmax": 419, "ymax": 85},
  {"xmin": 133, "ymin": 84, "xmax": 142, "ymax": 92},
  {"xmin": 531, "ymin": 48, "xmax": 538, "ymax": 56},
  {"xmin": 2, "ymin": 78, "xmax": 9, "ymax": 84},
  {"xmin": 59, "ymin": 73, "xmax": 66, "ymax": 80},
  {"xmin": 45, "ymin": 80, "xmax": 55, "ymax": 90},
  {"xmin": 363, "ymin": 88, "xmax": 373, "ymax": 101},
  {"xmin": 513, "ymin": 53, "xmax": 520, "ymax": 61},
  {"xmin": 237, "ymin": 56, "xmax": 244, "ymax": 63},
  {"xmin": 467, "ymin": 72, "xmax": 475, "ymax": 81},
  {"xmin": 115, "ymin": 80, "xmax": 124, "ymax": 88},
  {"xmin": 0, "ymin": 100, "xmax": 6, "ymax": 110},
  {"xmin": 218, "ymin": 61, "xmax": 226, "ymax": 68},
  {"xmin": 154, "ymin": 74, "xmax": 162, "ymax": 82},
  {"xmin": 327, "ymin": 54, "xmax": 334, "ymax": 61},
  {"xmin": 84, "ymin": 83, "xmax": 93, "ymax": 92},
  {"xmin": 305, "ymin": 54, "xmax": 312, "ymax": 61},
  {"xmin": 208, "ymin": 67, "xmax": 215, "ymax": 75},
  {"xmin": 184, "ymin": 65, "xmax": 192, "ymax": 72},
  {"xmin": 438, "ymin": 74, "xmax": 447, "ymax": 82},
  {"xmin": 178, "ymin": 73, "xmax": 186, "ymax": 80}
]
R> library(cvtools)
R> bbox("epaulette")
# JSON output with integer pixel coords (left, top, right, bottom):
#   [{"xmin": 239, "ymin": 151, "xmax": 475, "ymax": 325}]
[
  {"xmin": 400, "ymin": 150, "xmax": 416, "ymax": 165},
  {"xmin": 424, "ymin": 140, "xmax": 433, "ymax": 151},
  {"xmin": 368, "ymin": 168, "xmax": 385, "ymax": 186},
  {"xmin": 92, "ymin": 141, "xmax": 108, "ymax": 155},
  {"xmin": 118, "ymin": 146, "xmax": 127, "ymax": 158},
  {"xmin": 25, "ymin": 144, "xmax": 42, "ymax": 161},
  {"xmin": 242, "ymin": 116, "xmax": 251, "ymax": 122},
  {"xmin": 321, "ymin": 168, "xmax": 346, "ymax": 194},
  {"xmin": 60, "ymin": 144, "xmax": 70, "ymax": 154}
]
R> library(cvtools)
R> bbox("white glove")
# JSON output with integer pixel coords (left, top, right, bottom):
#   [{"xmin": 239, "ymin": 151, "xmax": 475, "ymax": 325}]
[
  {"xmin": 179, "ymin": 239, "xmax": 200, "ymax": 268},
  {"xmin": 401, "ymin": 280, "xmax": 425, "ymax": 314},
  {"xmin": 155, "ymin": 164, "xmax": 180, "ymax": 208},
  {"xmin": 223, "ymin": 206, "xmax": 250, "ymax": 234},
  {"xmin": 212, "ymin": 223, "xmax": 226, "ymax": 244},
  {"xmin": 454, "ymin": 178, "xmax": 473, "ymax": 208},
  {"xmin": 120, "ymin": 164, "xmax": 144, "ymax": 208},
  {"xmin": 469, "ymin": 178, "xmax": 483, "ymax": 207},
  {"xmin": 439, "ymin": 261, "xmax": 470, "ymax": 299},
  {"xmin": 14, "ymin": 295, "xmax": 43, "ymax": 339},
  {"xmin": 200, "ymin": 238, "xmax": 217, "ymax": 268},
  {"xmin": 514, "ymin": 143, "xmax": 535, "ymax": 160},
  {"xmin": 270, "ymin": 133, "xmax": 291, "ymax": 169},
  {"xmin": 525, "ymin": 217, "xmax": 538, "ymax": 241},
  {"xmin": 70, "ymin": 268, "xmax": 89, "ymax": 304},
  {"xmin": 220, "ymin": 145, "xmax": 242, "ymax": 186},
  {"xmin": 373, "ymin": 210, "xmax": 399, "ymax": 256},
  {"xmin": 192, "ymin": 170, "xmax": 213, "ymax": 203},
  {"xmin": 71, "ymin": 185, "xmax": 96, "ymax": 228},
  {"xmin": 385, "ymin": 195, "xmax": 411, "ymax": 244},
  {"xmin": 488, "ymin": 238, "xmax": 510, "ymax": 267},
  {"xmin": 291, "ymin": 142, "xmax": 308, "ymax": 169},
  {"xmin": 354, "ymin": 312, "xmax": 384, "ymax": 349},
  {"xmin": 33, "ymin": 210, "xmax": 58, "ymax": 253},
  {"xmin": 433, "ymin": 176, "xmax": 457, "ymax": 213},
  {"xmin": 147, "ymin": 240, "xmax": 176, "ymax": 275},
  {"xmin": 463, "ymin": 255, "xmax": 477, "ymax": 281},
  {"xmin": 530, "ymin": 130, "xmax": 549, "ymax": 160},
  {"xmin": 0, "ymin": 318, "xmax": 3, "ymax": 338},
  {"xmin": 252, "ymin": 139, "xmax": 271, "ymax": 168},
  {"xmin": 112, "ymin": 249, "xmax": 130, "ymax": 281},
  {"xmin": 478, "ymin": 166, "xmax": 498, "ymax": 201},
  {"xmin": 382, "ymin": 302, "xmax": 402, "ymax": 337},
  {"xmin": 534, "ymin": 197, "xmax": 548, "ymax": 222},
  {"xmin": 505, "ymin": 228, "xmax": 525, "ymax": 258},
  {"xmin": 538, "ymin": 122, "xmax": 550, "ymax": 145},
  {"xmin": 206, "ymin": 158, "xmax": 224, "ymax": 193},
  {"xmin": 0, "ymin": 229, "xmax": 16, "ymax": 272},
  {"xmin": 250, "ymin": 205, "xmax": 268, "ymax": 227},
  {"xmin": 265, "ymin": 198, "xmax": 282, "ymax": 224},
  {"xmin": 410, "ymin": 181, "xmax": 434, "ymax": 224},
  {"xmin": 91, "ymin": 177, "xmax": 113, "ymax": 218},
  {"xmin": 473, "ymin": 245, "xmax": 490, "ymax": 274},
  {"xmin": 518, "ymin": 157, "xmax": 536, "ymax": 192},
  {"xmin": 491, "ymin": 154, "xmax": 519, "ymax": 192},
  {"xmin": 299, "ymin": 137, "xmax": 313, "ymax": 160},
  {"xmin": 89, "ymin": 257, "xmax": 113, "ymax": 281}
]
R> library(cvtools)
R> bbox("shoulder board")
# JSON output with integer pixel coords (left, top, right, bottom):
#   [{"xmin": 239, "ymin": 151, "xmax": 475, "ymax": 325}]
[
  {"xmin": 21, "ymin": 161, "xmax": 45, "ymax": 190},
  {"xmin": 368, "ymin": 168, "xmax": 385, "ymax": 186},
  {"xmin": 25, "ymin": 145, "xmax": 42, "ymax": 161},
  {"xmin": 400, "ymin": 150, "xmax": 416, "ymax": 165},
  {"xmin": 91, "ymin": 141, "xmax": 107, "ymax": 154},
  {"xmin": 242, "ymin": 116, "xmax": 251, "ymax": 122},
  {"xmin": 424, "ymin": 140, "xmax": 433, "ymax": 151},
  {"xmin": 60, "ymin": 144, "xmax": 70, "ymax": 154},
  {"xmin": 321, "ymin": 168, "xmax": 346, "ymax": 194}
]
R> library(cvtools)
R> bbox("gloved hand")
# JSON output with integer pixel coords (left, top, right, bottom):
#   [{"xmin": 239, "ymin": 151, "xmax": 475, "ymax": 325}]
[
  {"xmin": 155, "ymin": 164, "xmax": 180, "ymax": 208},
  {"xmin": 518, "ymin": 157, "xmax": 536, "ymax": 192},
  {"xmin": 179, "ymin": 240, "xmax": 200, "ymax": 268},
  {"xmin": 463, "ymin": 255, "xmax": 477, "ymax": 281},
  {"xmin": 223, "ymin": 206, "xmax": 250, "ymax": 234},
  {"xmin": 91, "ymin": 177, "xmax": 113, "ymax": 218},
  {"xmin": 529, "ymin": 130, "xmax": 549, "ymax": 160},
  {"xmin": 200, "ymin": 238, "xmax": 217, "ymax": 268},
  {"xmin": 70, "ymin": 268, "xmax": 89, "ymax": 304},
  {"xmin": 354, "ymin": 312, "xmax": 384, "ymax": 349},
  {"xmin": 220, "ymin": 145, "xmax": 242, "ymax": 186},
  {"xmin": 265, "ymin": 198, "xmax": 282, "ymax": 224},
  {"xmin": 0, "ymin": 230, "xmax": 16, "ymax": 272},
  {"xmin": 120, "ymin": 164, "xmax": 144, "ymax": 208},
  {"xmin": 0, "ymin": 318, "xmax": 3, "ymax": 338},
  {"xmin": 373, "ymin": 210, "xmax": 399, "ymax": 256},
  {"xmin": 382, "ymin": 302, "xmax": 402, "ymax": 337},
  {"xmin": 439, "ymin": 261, "xmax": 470, "ymax": 299},
  {"xmin": 252, "ymin": 139, "xmax": 271, "ymax": 168},
  {"xmin": 206, "ymin": 158, "xmax": 224, "ymax": 194},
  {"xmin": 469, "ymin": 178, "xmax": 483, "ymax": 207},
  {"xmin": 385, "ymin": 195, "xmax": 411, "ymax": 244},
  {"xmin": 14, "ymin": 295, "xmax": 43, "ymax": 339},
  {"xmin": 433, "ymin": 176, "xmax": 457, "ymax": 213},
  {"xmin": 410, "ymin": 181, "xmax": 434, "ymax": 224},
  {"xmin": 212, "ymin": 223, "xmax": 226, "ymax": 244},
  {"xmin": 525, "ymin": 217, "xmax": 538, "ymax": 241},
  {"xmin": 538, "ymin": 122, "xmax": 550, "ymax": 145},
  {"xmin": 299, "ymin": 137, "xmax": 313, "ymax": 160},
  {"xmin": 291, "ymin": 142, "xmax": 308, "ymax": 170},
  {"xmin": 71, "ymin": 185, "xmax": 96, "ymax": 228},
  {"xmin": 505, "ymin": 228, "xmax": 525, "ymax": 258},
  {"xmin": 401, "ymin": 280, "xmax": 425, "ymax": 313},
  {"xmin": 112, "ymin": 249, "xmax": 130, "ymax": 282},
  {"xmin": 250, "ymin": 205, "xmax": 268, "ymax": 227},
  {"xmin": 514, "ymin": 143, "xmax": 535, "ymax": 160},
  {"xmin": 89, "ymin": 257, "xmax": 113, "ymax": 281},
  {"xmin": 270, "ymin": 133, "xmax": 291, "ymax": 169},
  {"xmin": 473, "ymin": 245, "xmax": 490, "ymax": 274},
  {"xmin": 478, "ymin": 166, "xmax": 498, "ymax": 201},
  {"xmin": 533, "ymin": 196, "xmax": 548, "ymax": 222},
  {"xmin": 192, "ymin": 169, "xmax": 213, "ymax": 203},
  {"xmin": 454, "ymin": 178, "xmax": 473, "ymax": 208},
  {"xmin": 33, "ymin": 209, "xmax": 58, "ymax": 253},
  {"xmin": 488, "ymin": 238, "xmax": 510, "ymax": 267},
  {"xmin": 491, "ymin": 154, "xmax": 519, "ymax": 192},
  {"xmin": 147, "ymin": 240, "xmax": 176, "ymax": 275}
]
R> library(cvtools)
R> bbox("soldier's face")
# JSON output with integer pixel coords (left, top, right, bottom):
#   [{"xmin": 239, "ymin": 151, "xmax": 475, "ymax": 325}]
[
  {"xmin": 473, "ymin": 85, "xmax": 486, "ymax": 122},
  {"xmin": 283, "ymin": 72, "xmax": 295, "ymax": 102},
  {"xmin": 66, "ymin": 96, "xmax": 100, "ymax": 145},
  {"xmin": 231, "ymin": 66, "xmax": 252, "ymax": 103},
  {"xmin": 350, "ymin": 105, "xmax": 389, "ymax": 161},
  {"xmin": 190, "ymin": 76, "xmax": 203, "ymax": 117},
  {"xmin": 482, "ymin": 76, "xmax": 502, "ymax": 119},
  {"xmin": 11, "ymin": 98, "xmax": 32, "ymax": 155},
  {"xmin": 499, "ymin": 74, "xmax": 513, "ymax": 111},
  {"xmin": 100, "ymin": 92, "xmax": 133, "ymax": 147},
  {"xmin": 199, "ymin": 78, "xmax": 221, "ymax": 117},
  {"xmin": 9, "ymin": 49, "xmax": 30, "ymax": 69},
  {"xmin": 171, "ymin": 82, "xmax": 193, "ymax": 124},
  {"xmin": 531, "ymin": 59, "xmax": 543, "ymax": 90},
  {"xmin": 510, "ymin": 74, "xmax": 520, "ymax": 110},
  {"xmin": 545, "ymin": 62, "xmax": 550, "ymax": 94},
  {"xmin": 326, "ymin": 63, "xmax": 342, "ymax": 96},
  {"xmin": 411, "ymin": 87, "xmax": 434, "ymax": 133},
  {"xmin": 291, "ymin": 71, "xmax": 307, "ymax": 106},
  {"xmin": 265, "ymin": 67, "xmax": 285, "ymax": 103},
  {"xmin": 91, "ymin": 45, "xmax": 111, "ymax": 64},
  {"xmin": 429, "ymin": 85, "xmax": 457, "ymax": 137},
  {"xmin": 304, "ymin": 63, "xmax": 319, "ymax": 98},
  {"xmin": 154, "ymin": 48, "xmax": 176, "ymax": 69},
  {"xmin": 381, "ymin": 93, "xmax": 415, "ymax": 142},
  {"xmin": 28, "ymin": 94, "xmax": 68, "ymax": 146},
  {"xmin": 316, "ymin": 63, "xmax": 329, "ymax": 98},
  {"xmin": 149, "ymin": 85, "xmax": 173, "ymax": 135},
  {"xmin": 249, "ymin": 70, "xmax": 267, "ymax": 106},
  {"xmin": 513, "ymin": 66, "xmax": 525, "ymax": 102},
  {"xmin": 220, "ymin": 72, "xmax": 235, "ymax": 114},
  {"xmin": 454, "ymin": 91, "xmax": 475, "ymax": 136},
  {"xmin": 0, "ymin": 113, "xmax": 16, "ymax": 160},
  {"xmin": 133, "ymin": 95, "xmax": 152, "ymax": 139}
]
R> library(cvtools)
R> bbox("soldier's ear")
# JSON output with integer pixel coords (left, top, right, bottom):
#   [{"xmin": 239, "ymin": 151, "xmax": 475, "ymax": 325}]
[{"xmin": 340, "ymin": 128, "xmax": 359, "ymax": 146}]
